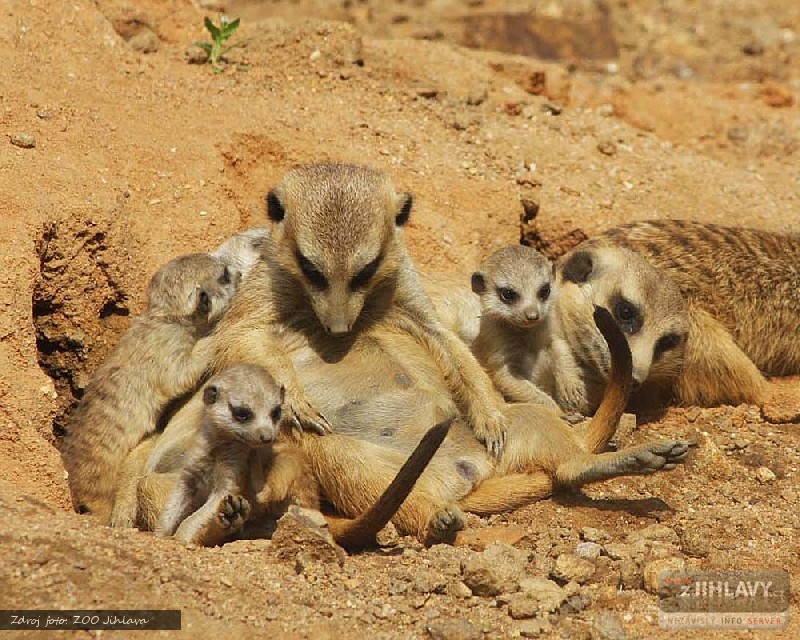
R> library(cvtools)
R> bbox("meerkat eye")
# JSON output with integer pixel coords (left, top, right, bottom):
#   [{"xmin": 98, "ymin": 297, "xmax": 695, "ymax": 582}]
[
  {"xmin": 230, "ymin": 404, "xmax": 253, "ymax": 423},
  {"xmin": 612, "ymin": 296, "xmax": 643, "ymax": 334},
  {"xmin": 296, "ymin": 252, "xmax": 328, "ymax": 290},
  {"xmin": 197, "ymin": 290, "xmax": 211, "ymax": 315},
  {"xmin": 538, "ymin": 282, "xmax": 551, "ymax": 301},
  {"xmin": 654, "ymin": 333, "xmax": 683, "ymax": 360},
  {"xmin": 497, "ymin": 287, "xmax": 518, "ymax": 304},
  {"xmin": 219, "ymin": 266, "xmax": 232, "ymax": 286},
  {"xmin": 270, "ymin": 405, "xmax": 282, "ymax": 423},
  {"xmin": 350, "ymin": 254, "xmax": 382, "ymax": 291}
]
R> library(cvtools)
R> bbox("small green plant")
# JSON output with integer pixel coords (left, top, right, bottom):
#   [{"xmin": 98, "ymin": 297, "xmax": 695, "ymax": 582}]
[{"xmin": 195, "ymin": 15, "xmax": 241, "ymax": 72}]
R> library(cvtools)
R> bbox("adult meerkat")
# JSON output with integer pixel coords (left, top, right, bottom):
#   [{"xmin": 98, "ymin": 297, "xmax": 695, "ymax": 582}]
[
  {"xmin": 425, "ymin": 246, "xmax": 560, "ymax": 410},
  {"xmin": 139, "ymin": 163, "xmax": 692, "ymax": 544},
  {"xmin": 61, "ymin": 253, "xmax": 239, "ymax": 524},
  {"xmin": 599, "ymin": 219, "xmax": 800, "ymax": 406},
  {"xmin": 157, "ymin": 364, "xmax": 314, "ymax": 545}
]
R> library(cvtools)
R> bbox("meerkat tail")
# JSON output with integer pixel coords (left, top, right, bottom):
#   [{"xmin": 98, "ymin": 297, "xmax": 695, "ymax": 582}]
[
  {"xmin": 582, "ymin": 306, "xmax": 634, "ymax": 454},
  {"xmin": 457, "ymin": 472, "xmax": 553, "ymax": 515},
  {"xmin": 326, "ymin": 417, "xmax": 454, "ymax": 550}
]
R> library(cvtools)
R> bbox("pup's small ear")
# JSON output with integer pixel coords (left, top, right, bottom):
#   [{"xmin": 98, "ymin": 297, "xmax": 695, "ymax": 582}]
[
  {"xmin": 561, "ymin": 250, "xmax": 594, "ymax": 284},
  {"xmin": 395, "ymin": 193, "xmax": 413, "ymax": 227},
  {"xmin": 266, "ymin": 189, "xmax": 286, "ymax": 223},
  {"xmin": 278, "ymin": 384, "xmax": 285, "ymax": 405},
  {"xmin": 203, "ymin": 384, "xmax": 219, "ymax": 406},
  {"xmin": 471, "ymin": 271, "xmax": 487, "ymax": 294}
]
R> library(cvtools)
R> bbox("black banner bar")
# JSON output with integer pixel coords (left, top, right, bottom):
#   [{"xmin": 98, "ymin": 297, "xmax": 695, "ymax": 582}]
[{"xmin": 0, "ymin": 610, "xmax": 181, "ymax": 630}]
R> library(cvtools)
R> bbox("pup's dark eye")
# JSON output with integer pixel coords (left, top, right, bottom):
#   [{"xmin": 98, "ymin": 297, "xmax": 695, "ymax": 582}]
[
  {"xmin": 198, "ymin": 290, "xmax": 211, "ymax": 314},
  {"xmin": 612, "ymin": 297, "xmax": 642, "ymax": 334},
  {"xmin": 219, "ymin": 266, "xmax": 232, "ymax": 286},
  {"xmin": 350, "ymin": 254, "xmax": 382, "ymax": 291},
  {"xmin": 654, "ymin": 333, "xmax": 683, "ymax": 360},
  {"xmin": 497, "ymin": 287, "xmax": 518, "ymax": 304},
  {"xmin": 296, "ymin": 252, "xmax": 328, "ymax": 289},
  {"xmin": 231, "ymin": 405, "xmax": 253, "ymax": 423},
  {"xmin": 270, "ymin": 405, "xmax": 282, "ymax": 423},
  {"xmin": 538, "ymin": 283, "xmax": 551, "ymax": 301}
]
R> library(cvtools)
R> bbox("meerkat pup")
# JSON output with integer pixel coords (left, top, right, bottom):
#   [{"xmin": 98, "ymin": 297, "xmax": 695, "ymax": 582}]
[
  {"xmin": 600, "ymin": 219, "xmax": 800, "ymax": 406},
  {"xmin": 157, "ymin": 364, "xmax": 312, "ymax": 546},
  {"xmin": 61, "ymin": 253, "xmax": 239, "ymax": 524}
]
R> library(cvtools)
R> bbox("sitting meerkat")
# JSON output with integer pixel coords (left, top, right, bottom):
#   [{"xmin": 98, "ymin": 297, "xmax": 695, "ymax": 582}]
[
  {"xmin": 157, "ymin": 364, "xmax": 315, "ymax": 546},
  {"xmin": 425, "ymin": 246, "xmax": 560, "ymax": 410},
  {"xmin": 135, "ymin": 164, "xmax": 692, "ymax": 545},
  {"xmin": 61, "ymin": 253, "xmax": 240, "ymax": 524},
  {"xmin": 599, "ymin": 219, "xmax": 800, "ymax": 406}
]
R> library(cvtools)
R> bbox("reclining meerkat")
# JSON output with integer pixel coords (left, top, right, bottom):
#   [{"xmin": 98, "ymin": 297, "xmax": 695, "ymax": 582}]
[
  {"xmin": 134, "ymin": 163, "xmax": 692, "ymax": 545},
  {"xmin": 156, "ymin": 364, "xmax": 316, "ymax": 545},
  {"xmin": 424, "ymin": 246, "xmax": 560, "ymax": 411},
  {"xmin": 61, "ymin": 253, "xmax": 240, "ymax": 524},
  {"xmin": 599, "ymin": 219, "xmax": 800, "ymax": 406}
]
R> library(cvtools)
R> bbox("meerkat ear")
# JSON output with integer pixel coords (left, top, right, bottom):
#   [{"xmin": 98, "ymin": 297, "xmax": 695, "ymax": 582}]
[
  {"xmin": 203, "ymin": 384, "xmax": 219, "ymax": 406},
  {"xmin": 266, "ymin": 189, "xmax": 286, "ymax": 223},
  {"xmin": 471, "ymin": 271, "xmax": 487, "ymax": 294},
  {"xmin": 278, "ymin": 384, "xmax": 285, "ymax": 405},
  {"xmin": 561, "ymin": 250, "xmax": 594, "ymax": 284},
  {"xmin": 395, "ymin": 193, "xmax": 413, "ymax": 227}
]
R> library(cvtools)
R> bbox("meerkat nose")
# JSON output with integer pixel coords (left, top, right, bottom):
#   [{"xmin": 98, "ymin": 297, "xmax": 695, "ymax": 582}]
[
  {"xmin": 260, "ymin": 433, "xmax": 273, "ymax": 443},
  {"xmin": 327, "ymin": 320, "xmax": 350, "ymax": 335},
  {"xmin": 525, "ymin": 310, "xmax": 539, "ymax": 321}
]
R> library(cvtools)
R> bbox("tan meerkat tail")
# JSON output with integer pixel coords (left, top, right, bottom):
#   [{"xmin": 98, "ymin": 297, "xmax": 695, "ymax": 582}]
[
  {"xmin": 457, "ymin": 472, "xmax": 553, "ymax": 516},
  {"xmin": 582, "ymin": 305, "xmax": 634, "ymax": 454},
  {"xmin": 326, "ymin": 417, "xmax": 454, "ymax": 551}
]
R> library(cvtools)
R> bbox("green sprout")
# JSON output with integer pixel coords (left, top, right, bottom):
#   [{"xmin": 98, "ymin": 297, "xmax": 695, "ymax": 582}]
[{"xmin": 194, "ymin": 15, "xmax": 241, "ymax": 72}]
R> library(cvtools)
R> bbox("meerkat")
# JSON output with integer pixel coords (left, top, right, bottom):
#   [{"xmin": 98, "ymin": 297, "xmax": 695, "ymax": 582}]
[
  {"xmin": 156, "ymin": 364, "xmax": 314, "ymax": 545},
  {"xmin": 136, "ymin": 164, "xmax": 692, "ymax": 545},
  {"xmin": 212, "ymin": 227, "xmax": 269, "ymax": 280},
  {"xmin": 61, "ymin": 253, "xmax": 239, "ymax": 524},
  {"xmin": 599, "ymin": 219, "xmax": 800, "ymax": 406}
]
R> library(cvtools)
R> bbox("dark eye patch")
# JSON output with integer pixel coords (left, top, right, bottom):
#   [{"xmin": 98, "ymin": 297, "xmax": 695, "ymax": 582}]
[
  {"xmin": 611, "ymin": 294, "xmax": 643, "ymax": 335},
  {"xmin": 230, "ymin": 404, "xmax": 253, "ymax": 423},
  {"xmin": 654, "ymin": 332, "xmax": 683, "ymax": 360},
  {"xmin": 538, "ymin": 282, "xmax": 551, "ymax": 301},
  {"xmin": 497, "ymin": 287, "xmax": 518, "ymax": 304},
  {"xmin": 350, "ymin": 254, "xmax": 382, "ymax": 290},
  {"xmin": 270, "ymin": 404, "xmax": 282, "ymax": 423},
  {"xmin": 296, "ymin": 251, "xmax": 328, "ymax": 289}
]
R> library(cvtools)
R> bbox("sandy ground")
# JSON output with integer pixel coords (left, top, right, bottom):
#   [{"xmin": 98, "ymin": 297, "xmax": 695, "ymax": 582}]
[{"xmin": 1, "ymin": 0, "xmax": 798, "ymax": 637}]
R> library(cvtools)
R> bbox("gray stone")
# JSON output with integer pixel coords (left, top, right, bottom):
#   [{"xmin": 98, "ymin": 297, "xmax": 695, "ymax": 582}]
[
  {"xmin": 461, "ymin": 542, "xmax": 526, "ymax": 596},
  {"xmin": 580, "ymin": 526, "xmax": 611, "ymax": 544},
  {"xmin": 627, "ymin": 524, "xmax": 679, "ymax": 546},
  {"xmin": 271, "ymin": 506, "xmax": 345, "ymax": 568},
  {"xmin": 551, "ymin": 553, "xmax": 595, "ymax": 584},
  {"xmin": 576, "ymin": 541, "xmax": 603, "ymax": 559},
  {"xmin": 516, "ymin": 577, "xmax": 567, "ymax": 613},
  {"xmin": 595, "ymin": 611, "xmax": 626, "ymax": 640},
  {"xmin": 10, "ymin": 133, "xmax": 36, "ymax": 149}
]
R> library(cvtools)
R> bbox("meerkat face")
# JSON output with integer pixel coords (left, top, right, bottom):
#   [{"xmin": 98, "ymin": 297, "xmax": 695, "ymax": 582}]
[
  {"xmin": 557, "ymin": 243, "xmax": 689, "ymax": 385},
  {"xmin": 202, "ymin": 364, "xmax": 285, "ymax": 446},
  {"xmin": 147, "ymin": 254, "xmax": 241, "ymax": 328},
  {"xmin": 471, "ymin": 245, "xmax": 556, "ymax": 329},
  {"xmin": 265, "ymin": 163, "xmax": 412, "ymax": 335}
]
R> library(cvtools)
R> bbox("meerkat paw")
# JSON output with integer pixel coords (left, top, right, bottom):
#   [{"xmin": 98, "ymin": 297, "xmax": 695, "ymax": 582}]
[
  {"xmin": 287, "ymin": 391, "xmax": 332, "ymax": 435},
  {"xmin": 425, "ymin": 505, "xmax": 466, "ymax": 545},
  {"xmin": 622, "ymin": 440, "xmax": 694, "ymax": 474},
  {"xmin": 470, "ymin": 409, "xmax": 507, "ymax": 458},
  {"xmin": 217, "ymin": 494, "xmax": 251, "ymax": 531}
]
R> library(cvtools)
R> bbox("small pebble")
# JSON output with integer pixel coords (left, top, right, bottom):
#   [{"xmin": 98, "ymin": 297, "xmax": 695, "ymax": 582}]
[{"xmin": 10, "ymin": 133, "xmax": 36, "ymax": 148}]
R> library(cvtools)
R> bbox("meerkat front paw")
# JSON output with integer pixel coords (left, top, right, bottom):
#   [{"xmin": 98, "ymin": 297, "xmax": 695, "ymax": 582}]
[
  {"xmin": 469, "ymin": 407, "xmax": 507, "ymax": 459},
  {"xmin": 286, "ymin": 390, "xmax": 332, "ymax": 435},
  {"xmin": 217, "ymin": 494, "xmax": 251, "ymax": 531},
  {"xmin": 425, "ymin": 505, "xmax": 466, "ymax": 545}
]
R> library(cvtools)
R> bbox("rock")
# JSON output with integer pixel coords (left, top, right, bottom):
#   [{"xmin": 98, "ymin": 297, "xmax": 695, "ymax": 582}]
[
  {"xmin": 576, "ymin": 542, "xmax": 602, "ymax": 559},
  {"xmin": 580, "ymin": 527, "xmax": 611, "ymax": 544},
  {"xmin": 446, "ymin": 580, "xmax": 473, "ymax": 599},
  {"xmin": 128, "ymin": 28, "xmax": 159, "ymax": 53},
  {"xmin": 271, "ymin": 506, "xmax": 345, "ymax": 568},
  {"xmin": 627, "ymin": 524, "xmax": 679, "ymax": 546},
  {"xmin": 551, "ymin": 553, "xmax": 595, "ymax": 584},
  {"xmin": 515, "ymin": 577, "xmax": 567, "ymax": 613},
  {"xmin": 594, "ymin": 611, "xmax": 626, "ymax": 640},
  {"xmin": 597, "ymin": 140, "xmax": 617, "ymax": 156},
  {"xmin": 10, "ymin": 133, "xmax": 36, "ymax": 149},
  {"xmin": 426, "ymin": 618, "xmax": 482, "ymax": 640},
  {"xmin": 517, "ymin": 619, "xmax": 552, "ymax": 637},
  {"xmin": 506, "ymin": 595, "xmax": 539, "ymax": 619},
  {"xmin": 755, "ymin": 466, "xmax": 776, "ymax": 483},
  {"xmin": 460, "ymin": 542, "xmax": 526, "ymax": 596},
  {"xmin": 618, "ymin": 558, "xmax": 643, "ymax": 591},
  {"xmin": 413, "ymin": 572, "xmax": 447, "ymax": 595},
  {"xmin": 643, "ymin": 557, "xmax": 686, "ymax": 594},
  {"xmin": 559, "ymin": 591, "xmax": 592, "ymax": 614},
  {"xmin": 680, "ymin": 528, "xmax": 710, "ymax": 558}
]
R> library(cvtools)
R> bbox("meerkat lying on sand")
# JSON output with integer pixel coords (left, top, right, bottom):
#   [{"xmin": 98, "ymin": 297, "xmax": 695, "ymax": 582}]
[
  {"xmin": 61, "ymin": 253, "xmax": 239, "ymax": 524},
  {"xmin": 600, "ymin": 219, "xmax": 800, "ymax": 406}
]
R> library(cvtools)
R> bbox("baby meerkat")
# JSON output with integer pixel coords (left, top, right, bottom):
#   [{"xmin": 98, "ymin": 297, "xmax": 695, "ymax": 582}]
[
  {"xmin": 469, "ymin": 246, "xmax": 559, "ymax": 410},
  {"xmin": 61, "ymin": 253, "xmax": 239, "ymax": 524},
  {"xmin": 156, "ymin": 364, "xmax": 309, "ymax": 546}
]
